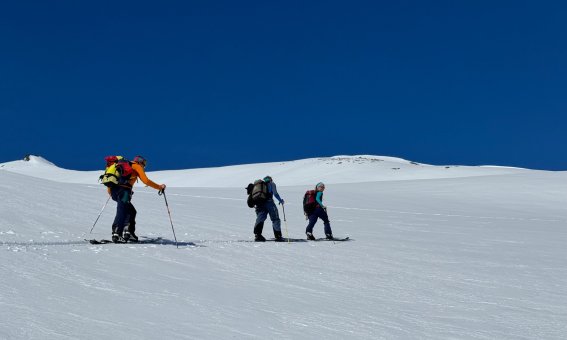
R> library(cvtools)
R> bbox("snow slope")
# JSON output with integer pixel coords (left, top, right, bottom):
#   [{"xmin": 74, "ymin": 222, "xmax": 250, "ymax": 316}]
[{"xmin": 0, "ymin": 156, "xmax": 566, "ymax": 339}]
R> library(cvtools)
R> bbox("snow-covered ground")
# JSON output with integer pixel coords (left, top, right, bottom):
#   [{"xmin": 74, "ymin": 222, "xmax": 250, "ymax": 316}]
[{"xmin": 0, "ymin": 155, "xmax": 566, "ymax": 339}]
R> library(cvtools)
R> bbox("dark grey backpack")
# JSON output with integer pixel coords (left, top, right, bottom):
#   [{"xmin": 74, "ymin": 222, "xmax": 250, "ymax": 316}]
[{"xmin": 249, "ymin": 179, "xmax": 269, "ymax": 206}]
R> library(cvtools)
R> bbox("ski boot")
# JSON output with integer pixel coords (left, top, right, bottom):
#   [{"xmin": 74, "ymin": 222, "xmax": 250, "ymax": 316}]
[
  {"xmin": 306, "ymin": 232, "xmax": 316, "ymax": 241},
  {"xmin": 123, "ymin": 231, "xmax": 139, "ymax": 242},
  {"xmin": 254, "ymin": 234, "xmax": 266, "ymax": 242},
  {"xmin": 112, "ymin": 233, "xmax": 126, "ymax": 243},
  {"xmin": 128, "ymin": 231, "xmax": 139, "ymax": 242},
  {"xmin": 325, "ymin": 234, "xmax": 334, "ymax": 240},
  {"xmin": 274, "ymin": 230, "xmax": 285, "ymax": 242}
]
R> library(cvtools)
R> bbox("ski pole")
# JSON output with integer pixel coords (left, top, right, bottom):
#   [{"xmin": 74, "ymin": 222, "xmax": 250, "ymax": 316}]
[
  {"xmin": 159, "ymin": 189, "xmax": 178, "ymax": 248},
  {"xmin": 282, "ymin": 203, "xmax": 290, "ymax": 244},
  {"xmin": 90, "ymin": 196, "xmax": 111, "ymax": 234}
]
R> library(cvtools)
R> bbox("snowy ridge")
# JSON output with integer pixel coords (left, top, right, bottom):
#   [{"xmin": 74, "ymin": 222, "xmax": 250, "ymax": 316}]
[
  {"xmin": 0, "ymin": 155, "xmax": 95, "ymax": 184},
  {"xmin": 0, "ymin": 155, "xmax": 536, "ymax": 187}
]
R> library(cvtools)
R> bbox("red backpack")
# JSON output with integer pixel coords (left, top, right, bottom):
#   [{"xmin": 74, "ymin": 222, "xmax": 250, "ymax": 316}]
[
  {"xmin": 303, "ymin": 190, "xmax": 318, "ymax": 214},
  {"xmin": 100, "ymin": 156, "xmax": 135, "ymax": 187}
]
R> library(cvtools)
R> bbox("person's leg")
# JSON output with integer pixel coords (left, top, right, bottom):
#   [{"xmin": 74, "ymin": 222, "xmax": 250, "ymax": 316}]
[
  {"xmin": 254, "ymin": 204, "xmax": 268, "ymax": 240},
  {"xmin": 124, "ymin": 203, "xmax": 138, "ymax": 241},
  {"xmin": 319, "ymin": 208, "xmax": 333, "ymax": 237},
  {"xmin": 127, "ymin": 204, "xmax": 137, "ymax": 230},
  {"xmin": 266, "ymin": 200, "xmax": 282, "ymax": 238},
  {"xmin": 110, "ymin": 188, "xmax": 120, "ymax": 234},
  {"xmin": 305, "ymin": 208, "xmax": 320, "ymax": 239},
  {"xmin": 253, "ymin": 221, "xmax": 264, "ymax": 236},
  {"xmin": 111, "ymin": 187, "xmax": 130, "ymax": 242}
]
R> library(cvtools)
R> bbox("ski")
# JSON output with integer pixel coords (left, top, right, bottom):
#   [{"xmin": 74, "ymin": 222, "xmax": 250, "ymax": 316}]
[
  {"xmin": 87, "ymin": 239, "xmax": 113, "ymax": 244},
  {"xmin": 237, "ymin": 238, "xmax": 308, "ymax": 243},
  {"xmin": 247, "ymin": 237, "xmax": 350, "ymax": 242},
  {"xmin": 87, "ymin": 237, "xmax": 163, "ymax": 245},
  {"xmin": 315, "ymin": 237, "xmax": 350, "ymax": 242},
  {"xmin": 263, "ymin": 238, "xmax": 307, "ymax": 243}
]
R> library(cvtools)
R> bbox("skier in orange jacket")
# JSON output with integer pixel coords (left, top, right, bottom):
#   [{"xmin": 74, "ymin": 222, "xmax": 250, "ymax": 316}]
[{"xmin": 110, "ymin": 155, "xmax": 166, "ymax": 243}]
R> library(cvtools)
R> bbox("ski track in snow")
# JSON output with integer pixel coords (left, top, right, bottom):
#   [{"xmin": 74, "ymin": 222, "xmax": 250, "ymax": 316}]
[{"xmin": 144, "ymin": 190, "xmax": 567, "ymax": 223}]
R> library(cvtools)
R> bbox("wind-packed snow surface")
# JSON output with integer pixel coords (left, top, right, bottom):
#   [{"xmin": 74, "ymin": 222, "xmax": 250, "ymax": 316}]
[{"xmin": 1, "ymin": 155, "xmax": 566, "ymax": 339}]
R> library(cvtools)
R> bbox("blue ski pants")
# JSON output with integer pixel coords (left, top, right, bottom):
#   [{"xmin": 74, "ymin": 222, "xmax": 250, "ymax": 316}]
[
  {"xmin": 254, "ymin": 199, "xmax": 281, "ymax": 235},
  {"xmin": 306, "ymin": 206, "xmax": 332, "ymax": 235}
]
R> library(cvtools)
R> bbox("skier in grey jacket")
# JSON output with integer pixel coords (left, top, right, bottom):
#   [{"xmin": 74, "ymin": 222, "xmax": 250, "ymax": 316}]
[{"xmin": 254, "ymin": 176, "xmax": 285, "ymax": 242}]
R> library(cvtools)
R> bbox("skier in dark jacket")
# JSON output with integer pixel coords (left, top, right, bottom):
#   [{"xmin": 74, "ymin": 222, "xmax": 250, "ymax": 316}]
[
  {"xmin": 305, "ymin": 182, "xmax": 334, "ymax": 240},
  {"xmin": 254, "ymin": 176, "xmax": 285, "ymax": 242}
]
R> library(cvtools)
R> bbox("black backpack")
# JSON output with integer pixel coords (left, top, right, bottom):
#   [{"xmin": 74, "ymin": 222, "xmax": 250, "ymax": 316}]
[{"xmin": 245, "ymin": 183, "xmax": 255, "ymax": 208}]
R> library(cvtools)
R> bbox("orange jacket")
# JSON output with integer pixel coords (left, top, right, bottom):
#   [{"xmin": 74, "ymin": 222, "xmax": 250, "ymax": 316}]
[
  {"xmin": 129, "ymin": 163, "xmax": 161, "ymax": 190},
  {"xmin": 107, "ymin": 162, "xmax": 161, "ymax": 193}
]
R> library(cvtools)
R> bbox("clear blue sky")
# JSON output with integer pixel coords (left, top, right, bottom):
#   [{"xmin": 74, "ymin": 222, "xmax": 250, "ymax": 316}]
[{"xmin": 1, "ymin": 0, "xmax": 565, "ymax": 171}]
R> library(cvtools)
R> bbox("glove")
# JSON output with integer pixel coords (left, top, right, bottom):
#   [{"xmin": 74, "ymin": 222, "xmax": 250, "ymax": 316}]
[{"xmin": 279, "ymin": 199, "xmax": 285, "ymax": 205}]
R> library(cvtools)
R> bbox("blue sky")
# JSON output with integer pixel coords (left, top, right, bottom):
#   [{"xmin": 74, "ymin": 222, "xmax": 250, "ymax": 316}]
[{"xmin": 1, "ymin": 1, "xmax": 565, "ymax": 171}]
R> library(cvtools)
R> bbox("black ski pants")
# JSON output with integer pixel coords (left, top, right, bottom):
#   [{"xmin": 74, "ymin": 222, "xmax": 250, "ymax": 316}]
[{"xmin": 110, "ymin": 186, "xmax": 137, "ymax": 235}]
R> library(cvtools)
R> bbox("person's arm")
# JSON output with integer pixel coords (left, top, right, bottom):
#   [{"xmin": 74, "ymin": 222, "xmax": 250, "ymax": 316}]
[
  {"xmin": 271, "ymin": 182, "xmax": 284, "ymax": 204},
  {"xmin": 132, "ymin": 163, "xmax": 162, "ymax": 190},
  {"xmin": 316, "ymin": 191, "xmax": 324, "ymax": 207}
]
